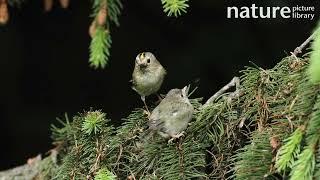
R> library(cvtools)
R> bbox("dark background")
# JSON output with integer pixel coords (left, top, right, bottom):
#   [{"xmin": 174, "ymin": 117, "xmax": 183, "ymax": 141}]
[{"xmin": 0, "ymin": 0, "xmax": 319, "ymax": 170}]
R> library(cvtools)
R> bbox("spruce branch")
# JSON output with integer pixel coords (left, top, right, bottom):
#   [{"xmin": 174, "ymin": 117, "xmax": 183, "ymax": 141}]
[
  {"xmin": 94, "ymin": 168, "xmax": 116, "ymax": 180},
  {"xmin": 307, "ymin": 22, "xmax": 320, "ymax": 84},
  {"xmin": 106, "ymin": 0, "xmax": 122, "ymax": 27},
  {"xmin": 81, "ymin": 111, "xmax": 106, "ymax": 135},
  {"xmin": 0, "ymin": 152, "xmax": 58, "ymax": 180},
  {"xmin": 315, "ymin": 146, "xmax": 320, "ymax": 178},
  {"xmin": 0, "ymin": 155, "xmax": 43, "ymax": 179},
  {"xmin": 89, "ymin": 27, "xmax": 112, "ymax": 69},
  {"xmin": 289, "ymin": 93, "xmax": 320, "ymax": 179},
  {"xmin": 3, "ymin": 29, "xmax": 320, "ymax": 179},
  {"xmin": 292, "ymin": 26, "xmax": 319, "ymax": 57},
  {"xmin": 161, "ymin": 0, "xmax": 189, "ymax": 17},
  {"xmin": 229, "ymin": 56, "xmax": 316, "ymax": 179},
  {"xmin": 91, "ymin": 0, "xmax": 122, "ymax": 27},
  {"xmin": 89, "ymin": 0, "xmax": 122, "ymax": 69},
  {"xmin": 275, "ymin": 126, "xmax": 304, "ymax": 172},
  {"xmin": 232, "ymin": 129, "xmax": 274, "ymax": 180},
  {"xmin": 277, "ymin": 82, "xmax": 320, "ymax": 179},
  {"xmin": 52, "ymin": 111, "xmax": 117, "ymax": 179},
  {"xmin": 2, "ymin": 54, "xmax": 319, "ymax": 180},
  {"xmin": 290, "ymin": 147, "xmax": 316, "ymax": 180},
  {"xmin": 203, "ymin": 76, "xmax": 240, "ymax": 107}
]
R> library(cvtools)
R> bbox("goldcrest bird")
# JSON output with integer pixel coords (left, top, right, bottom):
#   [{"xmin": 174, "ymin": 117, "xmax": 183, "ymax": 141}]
[
  {"xmin": 131, "ymin": 52, "xmax": 166, "ymax": 112},
  {"xmin": 148, "ymin": 86, "xmax": 194, "ymax": 142}
]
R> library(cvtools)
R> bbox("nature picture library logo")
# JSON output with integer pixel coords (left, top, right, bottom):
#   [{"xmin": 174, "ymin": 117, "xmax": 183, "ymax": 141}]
[{"xmin": 227, "ymin": 4, "xmax": 315, "ymax": 20}]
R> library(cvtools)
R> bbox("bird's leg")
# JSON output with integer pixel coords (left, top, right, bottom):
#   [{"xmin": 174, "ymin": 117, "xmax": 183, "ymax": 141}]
[
  {"xmin": 168, "ymin": 131, "xmax": 185, "ymax": 144},
  {"xmin": 156, "ymin": 93, "xmax": 164, "ymax": 100},
  {"xmin": 155, "ymin": 93, "xmax": 164, "ymax": 104},
  {"xmin": 141, "ymin": 96, "xmax": 151, "ymax": 117}
]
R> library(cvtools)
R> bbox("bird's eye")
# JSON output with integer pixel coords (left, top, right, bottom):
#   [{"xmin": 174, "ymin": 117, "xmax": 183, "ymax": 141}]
[{"xmin": 147, "ymin": 58, "xmax": 151, "ymax": 63}]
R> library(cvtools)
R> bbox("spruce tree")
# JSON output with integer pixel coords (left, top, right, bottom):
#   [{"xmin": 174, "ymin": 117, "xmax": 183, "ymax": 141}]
[{"xmin": 1, "ymin": 1, "xmax": 320, "ymax": 180}]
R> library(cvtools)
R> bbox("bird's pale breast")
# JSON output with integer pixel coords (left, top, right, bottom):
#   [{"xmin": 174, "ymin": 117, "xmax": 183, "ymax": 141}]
[{"xmin": 133, "ymin": 67, "xmax": 165, "ymax": 96}]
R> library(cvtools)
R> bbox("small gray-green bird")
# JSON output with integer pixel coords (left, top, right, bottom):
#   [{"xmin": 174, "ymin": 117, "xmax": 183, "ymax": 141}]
[
  {"xmin": 148, "ymin": 86, "xmax": 194, "ymax": 142},
  {"xmin": 132, "ymin": 52, "xmax": 166, "ymax": 112}
]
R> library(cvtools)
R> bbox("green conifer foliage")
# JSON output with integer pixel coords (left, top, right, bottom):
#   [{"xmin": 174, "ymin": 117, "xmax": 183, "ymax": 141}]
[{"xmin": 43, "ymin": 55, "xmax": 320, "ymax": 179}]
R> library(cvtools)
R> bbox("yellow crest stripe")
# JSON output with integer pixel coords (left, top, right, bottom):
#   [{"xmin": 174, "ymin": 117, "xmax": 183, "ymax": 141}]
[{"xmin": 140, "ymin": 52, "xmax": 145, "ymax": 59}]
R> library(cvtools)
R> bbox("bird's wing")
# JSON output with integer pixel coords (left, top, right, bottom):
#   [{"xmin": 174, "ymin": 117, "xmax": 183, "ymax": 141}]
[
  {"xmin": 168, "ymin": 102, "xmax": 193, "ymax": 122},
  {"xmin": 131, "ymin": 77, "xmax": 136, "ymax": 86},
  {"xmin": 131, "ymin": 68, "xmax": 138, "ymax": 88},
  {"xmin": 148, "ymin": 101, "xmax": 171, "ymax": 130},
  {"xmin": 148, "ymin": 100, "xmax": 185, "ymax": 129},
  {"xmin": 130, "ymin": 75, "xmax": 138, "ymax": 92},
  {"xmin": 149, "ymin": 100, "xmax": 194, "ymax": 138},
  {"xmin": 163, "ymin": 101, "xmax": 194, "ymax": 134},
  {"xmin": 149, "ymin": 117, "xmax": 164, "ymax": 131}
]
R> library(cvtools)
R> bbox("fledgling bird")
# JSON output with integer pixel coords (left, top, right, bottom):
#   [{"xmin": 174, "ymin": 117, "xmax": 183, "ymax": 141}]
[
  {"xmin": 148, "ymin": 86, "xmax": 194, "ymax": 142},
  {"xmin": 131, "ymin": 52, "xmax": 166, "ymax": 112}
]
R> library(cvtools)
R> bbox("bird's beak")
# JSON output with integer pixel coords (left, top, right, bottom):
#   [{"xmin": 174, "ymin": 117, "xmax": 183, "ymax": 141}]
[
  {"xmin": 139, "ymin": 63, "xmax": 147, "ymax": 69},
  {"xmin": 182, "ymin": 86, "xmax": 189, "ymax": 98}
]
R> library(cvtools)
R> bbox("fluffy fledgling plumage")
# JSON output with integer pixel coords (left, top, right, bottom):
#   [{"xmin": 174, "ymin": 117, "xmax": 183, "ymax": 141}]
[
  {"xmin": 308, "ymin": 26, "xmax": 320, "ymax": 84},
  {"xmin": 148, "ymin": 86, "xmax": 194, "ymax": 140}
]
